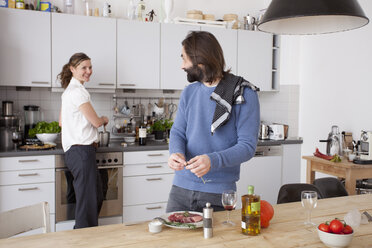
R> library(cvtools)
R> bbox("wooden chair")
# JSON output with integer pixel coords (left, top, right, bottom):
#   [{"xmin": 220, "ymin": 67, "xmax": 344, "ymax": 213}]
[
  {"xmin": 277, "ymin": 183, "xmax": 323, "ymax": 204},
  {"xmin": 0, "ymin": 201, "xmax": 50, "ymax": 239}
]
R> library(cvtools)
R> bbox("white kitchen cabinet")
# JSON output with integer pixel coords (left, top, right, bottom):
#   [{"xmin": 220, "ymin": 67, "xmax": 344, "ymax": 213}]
[
  {"xmin": 160, "ymin": 23, "xmax": 200, "ymax": 90},
  {"xmin": 237, "ymin": 30, "xmax": 273, "ymax": 91},
  {"xmin": 117, "ymin": 20, "xmax": 160, "ymax": 89},
  {"xmin": 0, "ymin": 155, "xmax": 55, "ymax": 234},
  {"xmin": 236, "ymin": 146, "xmax": 282, "ymax": 207},
  {"xmin": 281, "ymin": 144, "xmax": 302, "ymax": 184},
  {"xmin": 123, "ymin": 150, "xmax": 173, "ymax": 223},
  {"xmin": 0, "ymin": 8, "xmax": 51, "ymax": 87},
  {"xmin": 200, "ymin": 27, "xmax": 238, "ymax": 75},
  {"xmin": 51, "ymin": 13, "xmax": 116, "ymax": 89}
]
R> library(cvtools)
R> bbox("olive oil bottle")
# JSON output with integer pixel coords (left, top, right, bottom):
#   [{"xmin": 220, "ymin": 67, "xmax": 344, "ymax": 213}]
[{"xmin": 241, "ymin": 185, "xmax": 260, "ymax": 235}]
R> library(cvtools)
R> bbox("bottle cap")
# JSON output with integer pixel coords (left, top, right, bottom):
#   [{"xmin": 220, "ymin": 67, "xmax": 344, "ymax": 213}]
[{"xmin": 248, "ymin": 185, "xmax": 254, "ymax": 194}]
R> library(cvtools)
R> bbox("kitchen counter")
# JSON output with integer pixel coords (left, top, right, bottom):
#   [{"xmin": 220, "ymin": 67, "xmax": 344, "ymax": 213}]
[
  {"xmin": 0, "ymin": 137, "xmax": 303, "ymax": 157},
  {"xmin": 1, "ymin": 194, "xmax": 371, "ymax": 248}
]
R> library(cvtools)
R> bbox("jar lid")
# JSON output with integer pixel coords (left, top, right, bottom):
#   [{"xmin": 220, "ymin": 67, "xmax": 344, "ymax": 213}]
[{"xmin": 23, "ymin": 105, "xmax": 39, "ymax": 111}]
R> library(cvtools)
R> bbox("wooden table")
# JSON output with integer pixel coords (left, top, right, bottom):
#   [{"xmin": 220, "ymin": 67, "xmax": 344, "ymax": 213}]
[
  {"xmin": 303, "ymin": 156, "xmax": 372, "ymax": 195},
  {"xmin": 1, "ymin": 195, "xmax": 372, "ymax": 248}
]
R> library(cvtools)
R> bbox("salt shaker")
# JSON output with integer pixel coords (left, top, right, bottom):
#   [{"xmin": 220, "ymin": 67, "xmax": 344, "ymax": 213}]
[{"xmin": 203, "ymin": 202, "xmax": 213, "ymax": 239}]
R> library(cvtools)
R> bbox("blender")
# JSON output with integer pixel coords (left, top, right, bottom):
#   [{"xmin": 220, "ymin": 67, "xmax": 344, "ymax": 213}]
[{"xmin": 24, "ymin": 105, "xmax": 40, "ymax": 140}]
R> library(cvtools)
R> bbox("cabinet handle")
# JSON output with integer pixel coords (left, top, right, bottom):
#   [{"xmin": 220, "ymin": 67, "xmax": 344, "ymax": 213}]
[
  {"xmin": 146, "ymin": 165, "xmax": 162, "ymax": 169},
  {"xmin": 98, "ymin": 83, "xmax": 115, "ymax": 86},
  {"xmin": 146, "ymin": 178, "xmax": 162, "ymax": 181},
  {"xmin": 18, "ymin": 159, "xmax": 39, "ymax": 163},
  {"xmin": 120, "ymin": 84, "xmax": 136, "ymax": 87},
  {"xmin": 147, "ymin": 154, "xmax": 163, "ymax": 157},
  {"xmin": 31, "ymin": 81, "xmax": 49, "ymax": 85},
  {"xmin": 146, "ymin": 206, "xmax": 162, "ymax": 210},
  {"xmin": 18, "ymin": 173, "xmax": 39, "ymax": 177},
  {"xmin": 18, "ymin": 187, "xmax": 39, "ymax": 191}
]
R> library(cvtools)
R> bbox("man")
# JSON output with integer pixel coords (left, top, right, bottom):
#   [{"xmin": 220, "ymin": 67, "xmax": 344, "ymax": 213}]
[{"xmin": 166, "ymin": 31, "xmax": 260, "ymax": 213}]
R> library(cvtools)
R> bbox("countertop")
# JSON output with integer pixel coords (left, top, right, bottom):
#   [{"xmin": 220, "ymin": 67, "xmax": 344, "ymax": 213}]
[
  {"xmin": 0, "ymin": 137, "xmax": 302, "ymax": 157},
  {"xmin": 1, "ymin": 194, "xmax": 370, "ymax": 248}
]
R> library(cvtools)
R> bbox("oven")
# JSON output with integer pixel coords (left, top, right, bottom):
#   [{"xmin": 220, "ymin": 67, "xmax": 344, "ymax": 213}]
[{"xmin": 55, "ymin": 152, "xmax": 123, "ymax": 223}]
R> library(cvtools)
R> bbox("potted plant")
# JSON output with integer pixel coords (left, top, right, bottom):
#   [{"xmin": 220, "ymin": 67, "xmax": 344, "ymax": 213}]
[{"xmin": 151, "ymin": 119, "xmax": 173, "ymax": 141}]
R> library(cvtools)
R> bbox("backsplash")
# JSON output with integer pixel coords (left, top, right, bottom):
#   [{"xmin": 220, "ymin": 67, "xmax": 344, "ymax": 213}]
[{"xmin": 0, "ymin": 85, "xmax": 299, "ymax": 138}]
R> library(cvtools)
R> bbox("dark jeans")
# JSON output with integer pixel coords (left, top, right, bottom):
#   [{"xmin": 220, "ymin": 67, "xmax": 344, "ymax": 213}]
[
  {"xmin": 64, "ymin": 145, "xmax": 103, "ymax": 229},
  {"xmin": 166, "ymin": 185, "xmax": 225, "ymax": 213}
]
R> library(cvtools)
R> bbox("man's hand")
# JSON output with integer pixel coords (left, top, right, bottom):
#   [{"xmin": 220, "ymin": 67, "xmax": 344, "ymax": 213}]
[
  {"xmin": 186, "ymin": 155, "xmax": 211, "ymax": 177},
  {"xmin": 168, "ymin": 153, "xmax": 187, "ymax": 171}
]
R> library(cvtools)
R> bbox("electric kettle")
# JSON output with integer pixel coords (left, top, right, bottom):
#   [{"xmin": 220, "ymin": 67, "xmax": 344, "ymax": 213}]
[{"xmin": 320, "ymin": 125, "xmax": 343, "ymax": 156}]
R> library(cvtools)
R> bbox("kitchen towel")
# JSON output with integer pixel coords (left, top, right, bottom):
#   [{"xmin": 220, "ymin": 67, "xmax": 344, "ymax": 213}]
[{"xmin": 210, "ymin": 73, "xmax": 259, "ymax": 134}]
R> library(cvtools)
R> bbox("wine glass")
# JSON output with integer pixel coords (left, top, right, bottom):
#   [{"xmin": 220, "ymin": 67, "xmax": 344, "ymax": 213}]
[
  {"xmin": 12, "ymin": 130, "xmax": 22, "ymax": 150},
  {"xmin": 301, "ymin": 191, "xmax": 318, "ymax": 226},
  {"xmin": 221, "ymin": 190, "xmax": 237, "ymax": 226}
]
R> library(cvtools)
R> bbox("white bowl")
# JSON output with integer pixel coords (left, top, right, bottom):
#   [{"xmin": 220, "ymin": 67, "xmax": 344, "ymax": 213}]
[
  {"xmin": 36, "ymin": 133, "xmax": 59, "ymax": 143},
  {"xmin": 317, "ymin": 228, "xmax": 353, "ymax": 248},
  {"xmin": 124, "ymin": 136, "xmax": 135, "ymax": 144}
]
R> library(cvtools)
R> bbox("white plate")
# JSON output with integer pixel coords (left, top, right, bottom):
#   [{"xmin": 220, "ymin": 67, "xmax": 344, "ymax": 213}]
[{"xmin": 161, "ymin": 211, "xmax": 203, "ymax": 229}]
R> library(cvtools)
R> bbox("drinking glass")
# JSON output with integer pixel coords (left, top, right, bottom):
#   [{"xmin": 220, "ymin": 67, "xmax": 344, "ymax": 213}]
[
  {"xmin": 12, "ymin": 130, "xmax": 22, "ymax": 150},
  {"xmin": 301, "ymin": 191, "xmax": 318, "ymax": 226},
  {"xmin": 221, "ymin": 190, "xmax": 237, "ymax": 226}
]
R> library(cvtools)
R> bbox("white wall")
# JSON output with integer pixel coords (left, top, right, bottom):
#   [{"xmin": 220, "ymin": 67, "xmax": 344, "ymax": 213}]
[
  {"xmin": 298, "ymin": 0, "xmax": 372, "ymax": 181},
  {"xmin": 50, "ymin": 0, "xmax": 270, "ymax": 21}
]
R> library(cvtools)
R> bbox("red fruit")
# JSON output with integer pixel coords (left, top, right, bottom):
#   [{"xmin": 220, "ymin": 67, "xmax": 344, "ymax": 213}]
[
  {"xmin": 343, "ymin": 225, "xmax": 353, "ymax": 234},
  {"xmin": 329, "ymin": 219, "xmax": 344, "ymax": 234},
  {"xmin": 260, "ymin": 200, "xmax": 274, "ymax": 228},
  {"xmin": 318, "ymin": 223, "xmax": 330, "ymax": 233}
]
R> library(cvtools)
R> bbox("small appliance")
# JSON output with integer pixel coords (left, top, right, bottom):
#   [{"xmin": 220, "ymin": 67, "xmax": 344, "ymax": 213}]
[
  {"xmin": 268, "ymin": 124, "xmax": 285, "ymax": 140},
  {"xmin": 360, "ymin": 131, "xmax": 372, "ymax": 160},
  {"xmin": 319, "ymin": 125, "xmax": 343, "ymax": 156},
  {"xmin": 259, "ymin": 122, "xmax": 270, "ymax": 140}
]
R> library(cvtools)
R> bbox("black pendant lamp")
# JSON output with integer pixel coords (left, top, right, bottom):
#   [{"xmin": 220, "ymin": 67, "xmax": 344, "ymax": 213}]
[{"xmin": 257, "ymin": 0, "xmax": 369, "ymax": 35}]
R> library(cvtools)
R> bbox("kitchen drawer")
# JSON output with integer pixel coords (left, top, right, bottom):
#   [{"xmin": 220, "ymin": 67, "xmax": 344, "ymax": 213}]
[
  {"xmin": 124, "ymin": 162, "xmax": 173, "ymax": 177},
  {"xmin": 0, "ymin": 155, "xmax": 55, "ymax": 171},
  {"xmin": 123, "ymin": 173, "xmax": 173, "ymax": 206},
  {"xmin": 124, "ymin": 151, "xmax": 168, "ymax": 165},
  {"xmin": 0, "ymin": 182, "xmax": 55, "ymax": 213},
  {"xmin": 123, "ymin": 202, "xmax": 167, "ymax": 224},
  {"xmin": 0, "ymin": 169, "xmax": 54, "ymax": 186}
]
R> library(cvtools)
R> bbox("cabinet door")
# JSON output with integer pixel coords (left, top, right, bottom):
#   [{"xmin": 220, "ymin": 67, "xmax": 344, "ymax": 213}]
[
  {"xmin": 117, "ymin": 20, "xmax": 160, "ymax": 89},
  {"xmin": 160, "ymin": 23, "xmax": 200, "ymax": 90},
  {"xmin": 200, "ymin": 27, "xmax": 237, "ymax": 74},
  {"xmin": 237, "ymin": 30, "xmax": 273, "ymax": 91},
  {"xmin": 51, "ymin": 13, "xmax": 116, "ymax": 89},
  {"xmin": 282, "ymin": 144, "xmax": 301, "ymax": 184},
  {"xmin": 0, "ymin": 8, "xmax": 51, "ymax": 87},
  {"xmin": 236, "ymin": 156, "xmax": 282, "ymax": 207}
]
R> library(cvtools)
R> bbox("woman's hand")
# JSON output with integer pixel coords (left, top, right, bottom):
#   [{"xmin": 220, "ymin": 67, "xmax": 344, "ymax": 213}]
[
  {"xmin": 168, "ymin": 153, "xmax": 187, "ymax": 171},
  {"xmin": 186, "ymin": 155, "xmax": 211, "ymax": 178}
]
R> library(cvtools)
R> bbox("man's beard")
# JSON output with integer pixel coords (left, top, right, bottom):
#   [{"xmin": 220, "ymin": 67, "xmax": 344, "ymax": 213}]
[{"xmin": 184, "ymin": 65, "xmax": 205, "ymax": 83}]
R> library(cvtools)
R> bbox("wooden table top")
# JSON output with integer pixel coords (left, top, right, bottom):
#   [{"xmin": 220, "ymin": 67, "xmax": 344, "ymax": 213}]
[
  {"xmin": 303, "ymin": 156, "xmax": 372, "ymax": 169},
  {"xmin": 1, "ymin": 195, "xmax": 372, "ymax": 248}
]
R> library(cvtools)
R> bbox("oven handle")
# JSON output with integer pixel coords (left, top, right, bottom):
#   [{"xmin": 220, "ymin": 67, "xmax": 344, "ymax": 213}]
[{"xmin": 56, "ymin": 165, "xmax": 123, "ymax": 172}]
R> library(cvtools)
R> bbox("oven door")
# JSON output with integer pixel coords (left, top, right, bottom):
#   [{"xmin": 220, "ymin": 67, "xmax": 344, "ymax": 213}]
[{"xmin": 56, "ymin": 166, "xmax": 123, "ymax": 223}]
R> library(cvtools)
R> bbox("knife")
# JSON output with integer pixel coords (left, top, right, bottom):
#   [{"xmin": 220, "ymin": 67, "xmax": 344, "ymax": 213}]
[{"xmin": 363, "ymin": 211, "xmax": 372, "ymax": 222}]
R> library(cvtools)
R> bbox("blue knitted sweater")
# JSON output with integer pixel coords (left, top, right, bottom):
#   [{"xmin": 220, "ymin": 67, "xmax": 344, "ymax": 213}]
[{"xmin": 169, "ymin": 81, "xmax": 260, "ymax": 194}]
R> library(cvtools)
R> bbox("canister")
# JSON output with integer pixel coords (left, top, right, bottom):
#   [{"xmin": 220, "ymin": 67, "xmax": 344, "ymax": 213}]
[{"xmin": 40, "ymin": 1, "xmax": 51, "ymax": 11}]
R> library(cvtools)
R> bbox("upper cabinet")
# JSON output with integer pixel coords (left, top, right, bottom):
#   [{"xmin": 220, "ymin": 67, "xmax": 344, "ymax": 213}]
[
  {"xmin": 51, "ymin": 13, "xmax": 116, "ymax": 89},
  {"xmin": 200, "ymin": 27, "xmax": 238, "ymax": 75},
  {"xmin": 237, "ymin": 30, "xmax": 273, "ymax": 91},
  {"xmin": 117, "ymin": 20, "xmax": 160, "ymax": 89},
  {"xmin": 160, "ymin": 24, "xmax": 200, "ymax": 90},
  {"xmin": 0, "ymin": 8, "xmax": 51, "ymax": 87}
]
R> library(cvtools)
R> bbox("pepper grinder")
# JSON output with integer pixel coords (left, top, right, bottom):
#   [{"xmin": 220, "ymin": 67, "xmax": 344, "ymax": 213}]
[{"xmin": 203, "ymin": 202, "xmax": 213, "ymax": 239}]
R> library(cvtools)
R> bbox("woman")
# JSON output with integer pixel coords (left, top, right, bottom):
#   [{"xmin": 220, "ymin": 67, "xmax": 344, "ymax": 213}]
[{"xmin": 58, "ymin": 52, "xmax": 109, "ymax": 229}]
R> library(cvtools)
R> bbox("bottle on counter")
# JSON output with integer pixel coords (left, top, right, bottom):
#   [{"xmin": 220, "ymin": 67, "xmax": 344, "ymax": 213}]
[
  {"xmin": 139, "ymin": 117, "xmax": 147, "ymax": 146},
  {"xmin": 241, "ymin": 185, "xmax": 260, "ymax": 236},
  {"xmin": 135, "ymin": 0, "xmax": 146, "ymax": 21},
  {"xmin": 203, "ymin": 202, "xmax": 213, "ymax": 239}
]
